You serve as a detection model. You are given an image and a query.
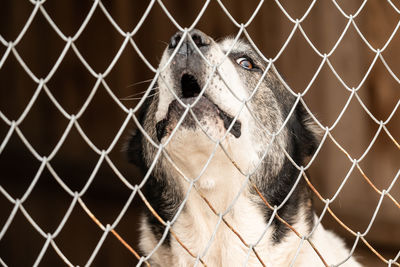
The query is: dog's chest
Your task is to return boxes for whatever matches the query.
[169,189,274,266]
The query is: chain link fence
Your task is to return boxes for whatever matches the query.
[0,0,399,266]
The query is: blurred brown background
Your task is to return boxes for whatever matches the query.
[0,0,399,266]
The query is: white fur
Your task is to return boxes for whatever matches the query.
[142,142,362,266]
[140,36,362,267]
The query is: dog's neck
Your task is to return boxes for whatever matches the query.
[156,138,317,266]
[163,127,257,212]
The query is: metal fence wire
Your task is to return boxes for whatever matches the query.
[0,0,399,266]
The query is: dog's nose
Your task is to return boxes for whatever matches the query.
[169,29,211,53]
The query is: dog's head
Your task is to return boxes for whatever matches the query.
[128,29,320,190]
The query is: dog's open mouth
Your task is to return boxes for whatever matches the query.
[156,74,241,142]
[181,74,201,98]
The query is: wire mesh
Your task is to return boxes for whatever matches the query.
[0,0,399,266]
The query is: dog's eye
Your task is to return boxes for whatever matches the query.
[236,57,254,70]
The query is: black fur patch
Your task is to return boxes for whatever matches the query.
[156,119,168,142]
[255,101,318,244]
[142,173,182,247]
[219,109,242,138]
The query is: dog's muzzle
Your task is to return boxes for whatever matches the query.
[155,29,241,142]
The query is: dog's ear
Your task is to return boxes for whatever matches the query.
[126,128,145,167]
[292,102,322,162]
[125,86,157,169]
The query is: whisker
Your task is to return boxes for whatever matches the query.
[120,90,159,101]
[158,40,169,46]
[123,86,159,98]
[124,91,147,98]
[126,78,155,88]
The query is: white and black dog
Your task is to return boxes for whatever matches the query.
[128,29,362,267]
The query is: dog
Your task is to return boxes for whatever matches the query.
[127,29,362,267]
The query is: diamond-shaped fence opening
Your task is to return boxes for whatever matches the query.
[0,1,399,266]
